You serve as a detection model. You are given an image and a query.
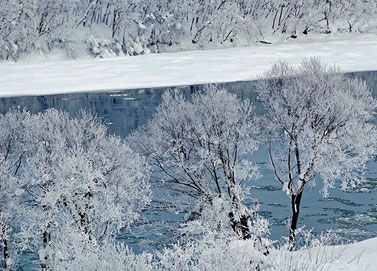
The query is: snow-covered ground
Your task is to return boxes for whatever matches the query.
[1,36,377,97]
[295,237,377,270]
[337,237,377,270]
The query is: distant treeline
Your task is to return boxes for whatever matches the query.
[1,0,376,60]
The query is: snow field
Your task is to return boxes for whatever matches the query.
[1,36,377,97]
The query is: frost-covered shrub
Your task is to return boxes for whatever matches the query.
[47,223,154,271]
[157,234,270,271]
[154,228,350,271]
[122,36,155,56]
[85,35,124,58]
[157,228,344,271]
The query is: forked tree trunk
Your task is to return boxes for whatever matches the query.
[288,190,304,251]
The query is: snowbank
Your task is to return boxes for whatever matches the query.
[265,237,377,270]
[301,237,377,270]
[334,237,377,270]
[1,36,377,97]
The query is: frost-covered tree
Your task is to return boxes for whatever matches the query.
[0,0,39,60]
[256,58,377,249]
[129,85,267,244]
[6,109,151,269]
[0,109,32,268]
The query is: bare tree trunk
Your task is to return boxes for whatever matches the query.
[347,20,352,32]
[272,9,279,29]
[325,15,330,34]
[112,9,118,38]
[278,4,285,26]
[41,204,51,271]
[40,228,50,271]
[1,224,8,267]
[288,190,303,250]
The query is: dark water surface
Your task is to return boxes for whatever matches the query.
[2,71,377,257]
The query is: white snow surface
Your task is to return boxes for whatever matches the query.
[338,237,377,270]
[307,237,377,270]
[1,36,377,97]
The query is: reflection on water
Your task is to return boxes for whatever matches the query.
[1,72,377,251]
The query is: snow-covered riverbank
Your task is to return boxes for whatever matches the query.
[1,36,377,97]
